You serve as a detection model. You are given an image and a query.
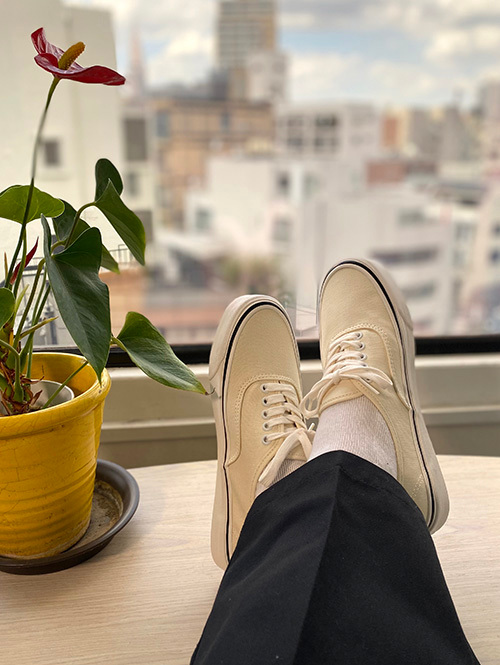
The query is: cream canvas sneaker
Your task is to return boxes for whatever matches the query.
[209,295,314,569]
[302,259,449,534]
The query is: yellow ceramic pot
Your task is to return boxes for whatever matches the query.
[0,353,111,559]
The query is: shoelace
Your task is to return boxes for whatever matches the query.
[258,382,315,489]
[300,331,393,419]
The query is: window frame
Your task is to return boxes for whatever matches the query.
[43,334,500,369]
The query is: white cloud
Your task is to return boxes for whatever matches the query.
[290,53,361,101]
[66,0,216,87]
[427,25,500,61]
[166,30,212,57]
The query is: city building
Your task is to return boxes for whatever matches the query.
[180,151,454,336]
[216,0,277,99]
[151,94,274,228]
[246,50,288,104]
[276,103,381,159]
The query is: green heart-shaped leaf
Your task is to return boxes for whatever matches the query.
[116,312,206,394]
[42,215,111,378]
[95,158,123,200]
[0,288,15,328]
[95,181,146,265]
[0,185,64,223]
[53,201,119,273]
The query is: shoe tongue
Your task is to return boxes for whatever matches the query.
[318,378,363,415]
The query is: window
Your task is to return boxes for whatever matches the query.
[195,207,212,232]
[316,115,338,129]
[220,112,230,131]
[3,0,500,360]
[399,209,425,226]
[125,172,140,197]
[124,118,148,161]
[41,139,61,166]
[156,111,170,138]
[402,283,436,300]
[372,249,438,265]
[135,210,154,243]
[490,249,500,265]
[273,217,291,242]
[277,172,289,196]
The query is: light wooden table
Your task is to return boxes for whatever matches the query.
[1,456,498,665]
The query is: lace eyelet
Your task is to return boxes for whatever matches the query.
[365,378,371,383]
[356,331,363,339]
[261,384,267,392]
[262,410,268,418]
[262,422,270,430]
[262,435,270,445]
[262,397,268,405]
[360,353,367,360]
[358,342,365,350]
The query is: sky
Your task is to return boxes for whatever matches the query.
[66,0,500,108]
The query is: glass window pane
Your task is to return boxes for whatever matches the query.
[2,0,500,353]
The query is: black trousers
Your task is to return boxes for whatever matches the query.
[191,451,480,664]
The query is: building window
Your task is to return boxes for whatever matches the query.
[402,283,436,299]
[195,208,212,233]
[124,118,148,162]
[304,173,319,198]
[156,111,170,138]
[41,139,61,166]
[135,209,154,243]
[372,248,438,265]
[490,249,500,264]
[273,217,291,243]
[316,115,338,129]
[399,209,425,226]
[125,172,140,197]
[277,172,289,196]
[220,112,231,131]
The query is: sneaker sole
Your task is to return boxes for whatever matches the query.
[319,259,449,534]
[209,295,299,568]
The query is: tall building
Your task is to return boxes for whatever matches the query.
[216,0,277,99]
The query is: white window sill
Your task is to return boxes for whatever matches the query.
[99,354,500,467]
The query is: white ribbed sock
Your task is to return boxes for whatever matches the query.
[309,396,398,478]
[255,459,304,497]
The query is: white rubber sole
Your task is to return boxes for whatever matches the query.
[208,295,297,569]
[319,259,450,533]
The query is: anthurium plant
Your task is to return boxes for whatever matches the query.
[0,28,206,416]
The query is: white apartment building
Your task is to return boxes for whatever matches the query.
[276,103,381,159]
[182,152,454,335]
[296,180,454,335]
[0,0,125,261]
[459,183,500,332]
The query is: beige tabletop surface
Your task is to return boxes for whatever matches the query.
[1,456,498,665]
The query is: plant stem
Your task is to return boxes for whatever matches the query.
[13,259,45,348]
[0,339,22,400]
[40,360,88,410]
[26,282,51,378]
[7,77,60,287]
[66,202,95,246]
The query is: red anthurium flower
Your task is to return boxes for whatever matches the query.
[31,28,125,86]
[10,238,39,284]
